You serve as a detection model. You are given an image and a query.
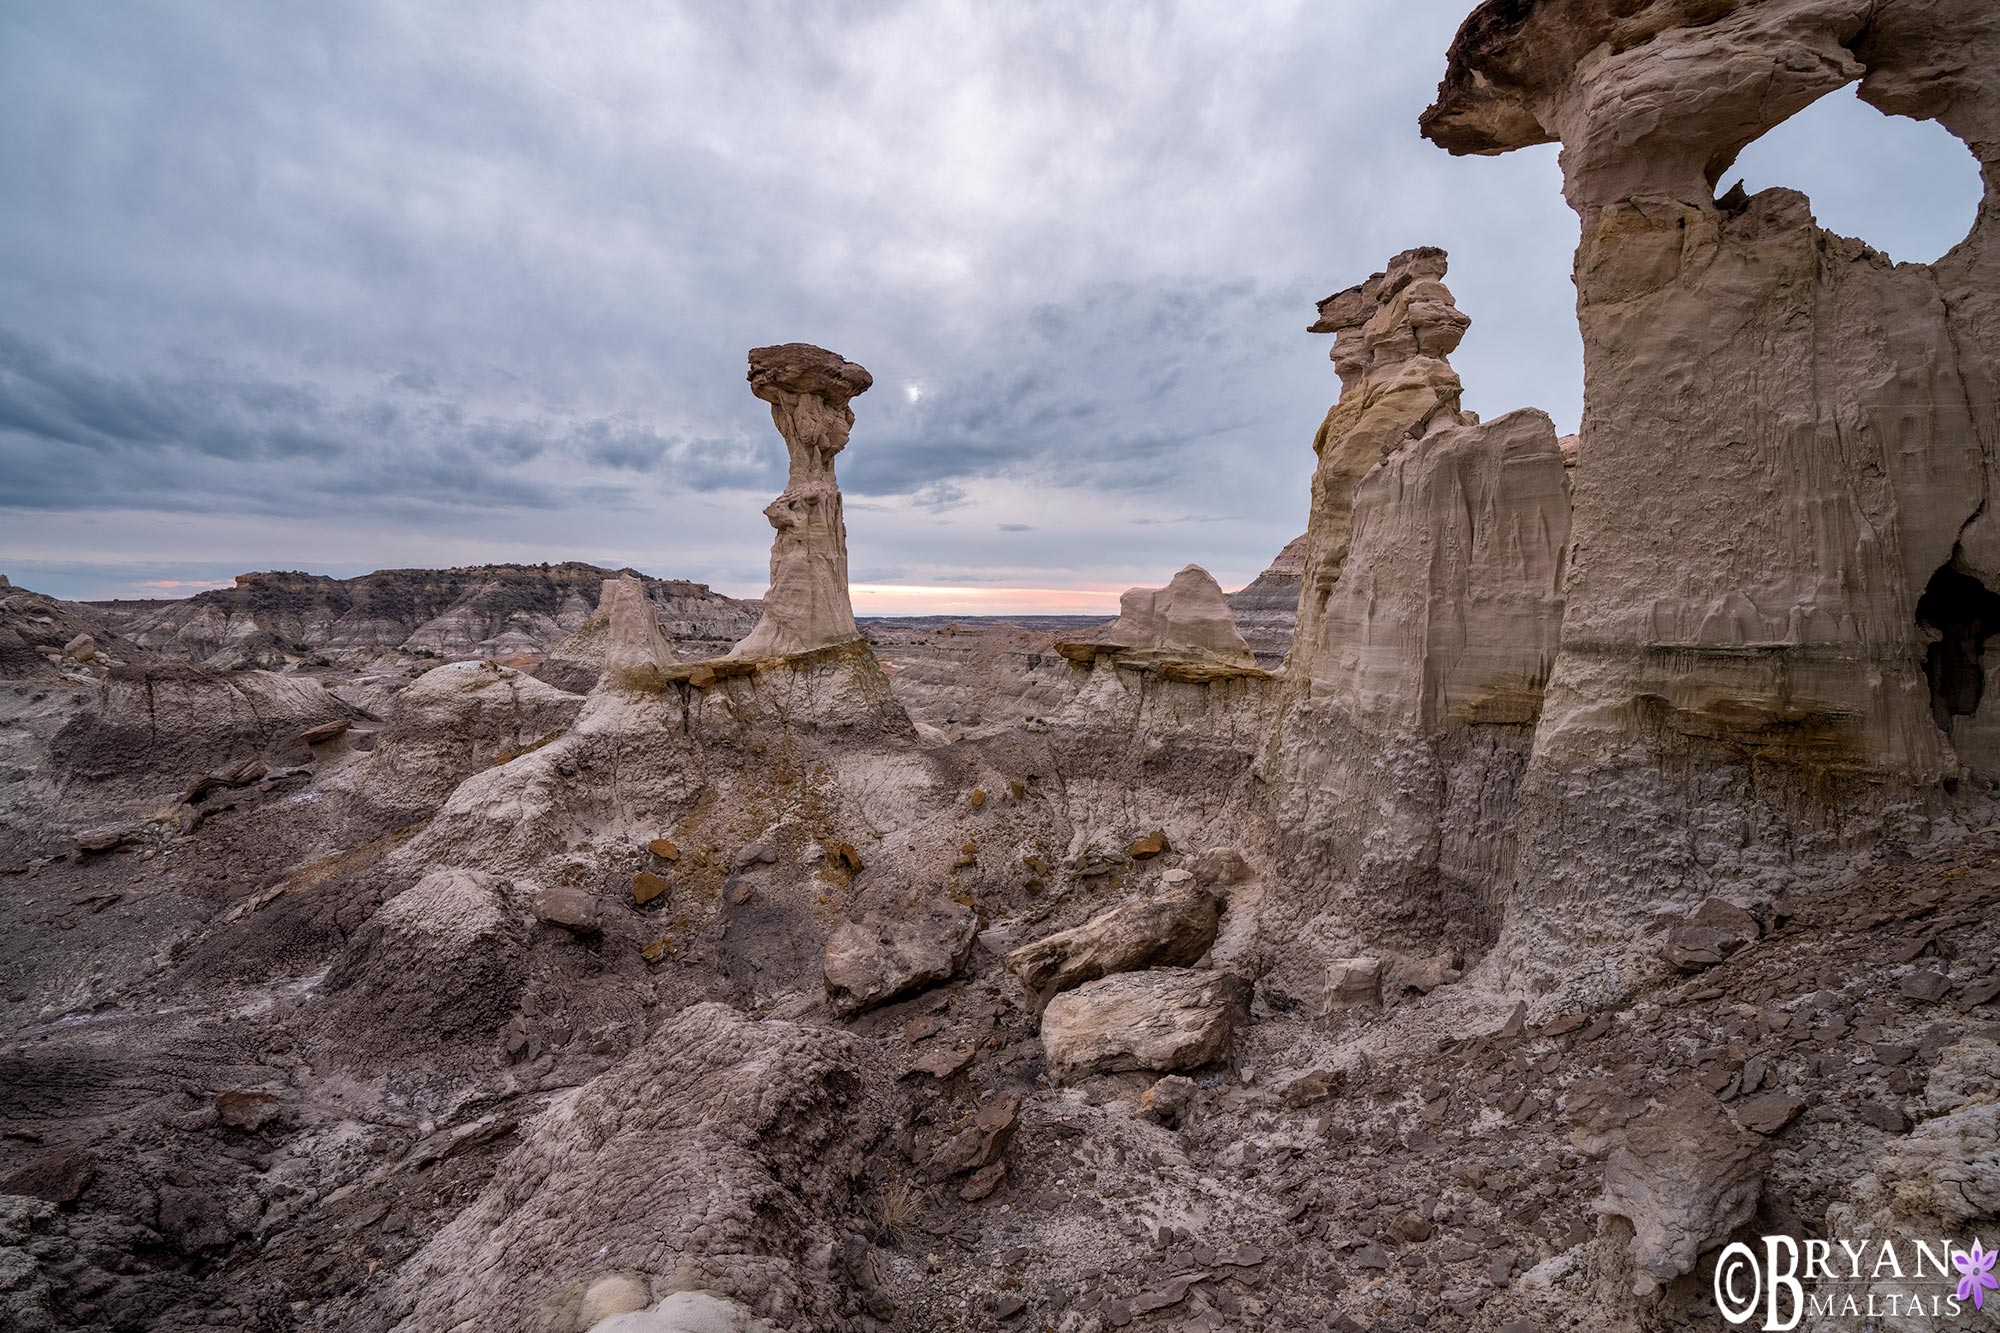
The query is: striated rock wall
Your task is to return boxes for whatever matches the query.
[1224,533,1307,662]
[1422,0,2000,979]
[1265,249,1572,985]
[87,563,758,670]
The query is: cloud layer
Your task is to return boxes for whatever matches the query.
[0,2,1980,604]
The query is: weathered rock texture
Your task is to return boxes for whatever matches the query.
[1039,968,1245,1081]
[384,1003,885,1330]
[1422,0,2000,978]
[1090,565,1258,670]
[87,563,756,671]
[1267,248,1571,980]
[822,897,977,1017]
[1224,534,1308,662]
[1003,885,1222,1009]
[730,345,873,659]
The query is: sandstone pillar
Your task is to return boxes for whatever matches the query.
[729,343,872,659]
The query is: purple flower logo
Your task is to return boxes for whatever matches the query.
[1957,1240,1998,1311]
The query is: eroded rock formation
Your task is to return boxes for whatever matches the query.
[729,344,873,660]
[1224,533,1308,661]
[1088,565,1258,671]
[1266,247,1572,985]
[1422,0,2000,977]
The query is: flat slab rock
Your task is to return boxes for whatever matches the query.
[1003,884,1221,1008]
[1040,967,1246,1082]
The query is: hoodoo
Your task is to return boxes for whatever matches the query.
[729,343,874,660]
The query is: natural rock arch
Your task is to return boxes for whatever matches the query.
[1727,82,1983,266]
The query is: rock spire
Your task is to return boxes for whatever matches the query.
[729,343,873,659]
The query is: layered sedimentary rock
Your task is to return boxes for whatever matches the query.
[1224,534,1307,661]
[729,344,873,659]
[1267,249,1571,983]
[1290,247,1473,669]
[88,564,757,670]
[1422,0,2000,976]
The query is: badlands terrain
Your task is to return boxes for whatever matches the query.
[4,1,2000,1331]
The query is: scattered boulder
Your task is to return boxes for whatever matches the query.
[214,1091,281,1132]
[1003,885,1221,1008]
[1588,1086,1762,1296]
[1040,968,1246,1082]
[1140,1075,1197,1127]
[632,872,670,907]
[1191,847,1250,886]
[0,1150,95,1205]
[929,1092,1022,1178]
[1388,952,1462,997]
[291,718,350,748]
[534,884,602,935]
[648,838,681,861]
[1735,1093,1806,1137]
[1899,970,1951,1003]
[823,898,977,1017]
[1125,830,1169,859]
[1325,957,1384,1010]
[1279,1068,1344,1109]
[1660,899,1761,972]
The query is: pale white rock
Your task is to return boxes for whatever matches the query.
[729,344,872,659]
[592,1291,776,1333]
[1324,957,1384,1010]
[1588,1086,1762,1297]
[823,898,977,1017]
[598,574,675,683]
[1096,565,1257,670]
[1263,248,1569,984]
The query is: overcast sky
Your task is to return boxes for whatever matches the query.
[1,2,1983,611]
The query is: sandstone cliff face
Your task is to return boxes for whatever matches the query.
[1267,249,1572,982]
[1422,0,2000,976]
[729,344,873,660]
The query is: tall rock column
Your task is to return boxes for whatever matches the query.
[729,343,873,660]
[1265,248,1571,989]
[1289,247,1471,680]
[1420,0,2000,977]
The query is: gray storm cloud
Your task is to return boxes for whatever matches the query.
[0,1,1980,604]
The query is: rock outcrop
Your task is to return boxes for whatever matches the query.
[87,563,757,671]
[729,344,873,660]
[1224,534,1308,662]
[1266,248,1571,982]
[1076,565,1259,672]
[383,1003,885,1330]
[1421,0,2000,978]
